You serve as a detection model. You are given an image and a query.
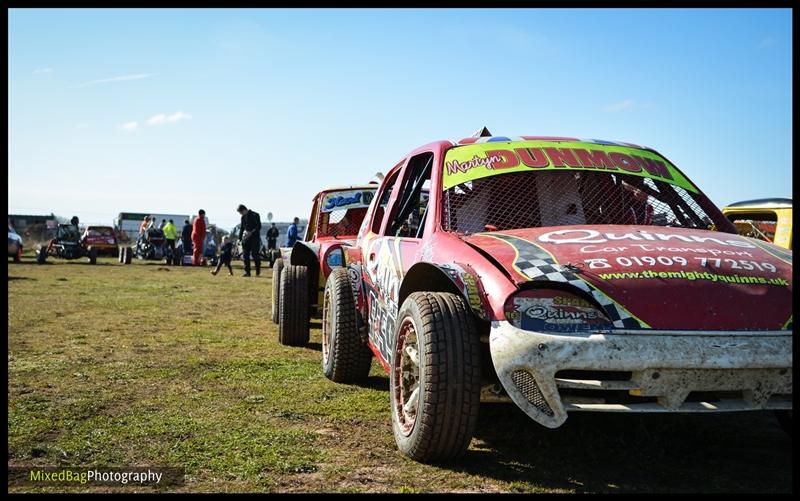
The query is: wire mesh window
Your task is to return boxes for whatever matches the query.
[442,170,731,234]
[317,207,369,238]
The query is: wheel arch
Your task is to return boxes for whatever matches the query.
[289,241,321,306]
[398,262,488,321]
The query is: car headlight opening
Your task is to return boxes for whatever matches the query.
[504,287,613,333]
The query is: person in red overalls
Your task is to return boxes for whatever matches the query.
[191,209,207,266]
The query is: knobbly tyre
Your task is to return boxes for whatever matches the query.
[320,131,793,462]
[272,185,378,346]
[36,223,99,265]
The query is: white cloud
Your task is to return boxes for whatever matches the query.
[603,99,635,112]
[33,67,54,75]
[75,123,90,130]
[77,73,157,88]
[121,121,139,131]
[146,111,191,126]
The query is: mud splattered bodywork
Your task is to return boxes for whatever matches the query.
[341,135,792,433]
[491,324,792,427]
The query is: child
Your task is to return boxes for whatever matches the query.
[211,236,234,276]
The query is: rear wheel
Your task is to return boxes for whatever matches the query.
[124,247,133,264]
[36,247,47,264]
[390,292,481,462]
[88,246,98,265]
[118,246,125,263]
[322,267,372,383]
[278,264,309,346]
[271,258,284,324]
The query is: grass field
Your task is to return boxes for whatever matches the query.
[7,254,793,493]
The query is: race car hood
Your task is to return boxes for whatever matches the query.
[462,225,792,331]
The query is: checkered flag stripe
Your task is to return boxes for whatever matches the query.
[491,234,643,329]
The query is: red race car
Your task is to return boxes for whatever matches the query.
[81,226,119,256]
[319,132,792,462]
[272,185,378,346]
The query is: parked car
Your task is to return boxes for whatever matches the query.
[81,225,119,256]
[316,133,792,462]
[36,223,98,265]
[272,185,378,343]
[722,198,792,249]
[8,223,23,262]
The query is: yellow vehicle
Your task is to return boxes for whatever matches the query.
[722,198,792,249]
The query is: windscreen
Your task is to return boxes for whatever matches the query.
[727,212,778,243]
[87,228,114,237]
[441,141,735,234]
[316,189,376,238]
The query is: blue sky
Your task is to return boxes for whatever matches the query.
[8,8,792,230]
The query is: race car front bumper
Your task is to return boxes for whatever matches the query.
[489,321,793,428]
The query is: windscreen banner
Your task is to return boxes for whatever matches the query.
[320,189,375,213]
[443,141,697,193]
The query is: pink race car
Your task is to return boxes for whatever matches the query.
[272,185,377,346]
[316,131,792,462]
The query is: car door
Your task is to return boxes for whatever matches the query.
[363,151,435,365]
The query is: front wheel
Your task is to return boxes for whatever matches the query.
[322,267,372,383]
[88,246,98,265]
[278,264,309,346]
[124,247,133,265]
[390,292,481,462]
[271,258,284,324]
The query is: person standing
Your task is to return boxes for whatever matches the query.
[237,204,262,277]
[148,216,157,231]
[137,215,151,247]
[139,215,150,237]
[159,219,167,231]
[287,217,300,247]
[266,223,279,251]
[191,209,207,266]
[181,219,192,249]
[163,219,177,262]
